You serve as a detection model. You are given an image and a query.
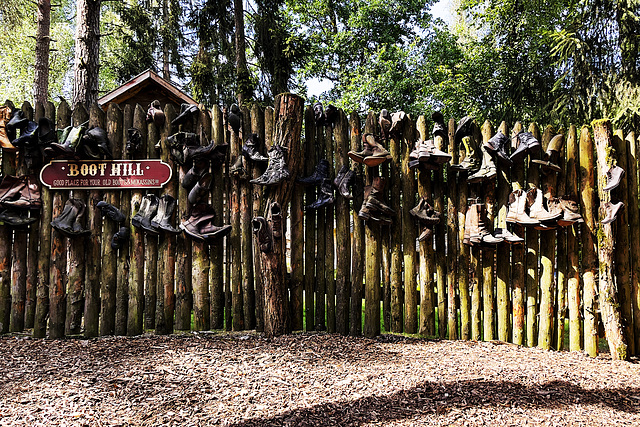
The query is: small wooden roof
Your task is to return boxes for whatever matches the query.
[98,69,197,110]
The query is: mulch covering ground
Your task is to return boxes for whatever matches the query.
[1,332,639,426]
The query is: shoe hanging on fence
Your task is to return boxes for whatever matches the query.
[182,158,210,190]
[0,106,17,152]
[547,195,584,227]
[467,144,496,183]
[131,194,160,234]
[6,109,28,136]
[242,133,268,163]
[432,111,447,141]
[389,111,406,139]
[126,128,142,156]
[188,173,213,205]
[96,201,125,223]
[150,194,181,234]
[526,186,563,223]
[409,197,441,225]
[324,104,338,128]
[250,145,290,186]
[252,216,272,252]
[80,126,113,160]
[603,165,625,192]
[228,104,242,135]
[483,129,512,166]
[181,203,231,243]
[313,102,325,127]
[333,164,356,199]
[298,159,329,186]
[379,109,392,140]
[12,120,38,148]
[268,202,283,239]
[0,175,41,210]
[171,103,198,126]
[111,226,130,250]
[44,125,85,159]
[306,179,335,210]
[0,208,38,228]
[450,135,481,172]
[230,155,248,178]
[51,198,91,237]
[531,133,564,173]
[601,201,625,224]
[505,189,539,226]
[454,115,474,147]
[509,131,541,163]
[493,227,524,244]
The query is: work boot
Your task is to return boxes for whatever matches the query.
[493,228,524,244]
[409,197,440,225]
[484,130,512,166]
[111,226,130,250]
[379,109,392,140]
[242,133,268,163]
[51,198,91,237]
[230,155,247,178]
[252,216,272,252]
[548,195,584,226]
[506,189,539,226]
[306,179,335,210]
[526,187,562,223]
[171,103,198,126]
[250,145,290,186]
[228,104,242,135]
[361,134,391,167]
[12,120,38,148]
[96,200,125,223]
[451,135,481,172]
[510,131,541,163]
[150,194,181,234]
[603,165,625,191]
[0,106,16,152]
[333,165,356,199]
[602,201,625,224]
[313,102,325,126]
[126,128,142,156]
[182,158,210,190]
[268,202,283,239]
[132,194,160,234]
[298,159,329,186]
[188,173,212,205]
[37,117,56,147]
[432,111,447,141]
[80,126,112,159]
[348,137,374,164]
[454,115,474,146]
[324,104,338,128]
[467,145,496,183]
[146,100,166,127]
[532,134,563,173]
[468,203,502,245]
[44,125,84,159]
[0,175,41,210]
[389,111,407,139]
[359,177,393,219]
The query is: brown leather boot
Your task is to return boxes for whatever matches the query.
[469,203,502,245]
[0,106,16,152]
[506,189,539,226]
[527,187,562,223]
[548,195,584,226]
[362,134,391,167]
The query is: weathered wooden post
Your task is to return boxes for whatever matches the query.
[349,112,364,336]
[230,105,244,330]
[627,130,640,355]
[403,116,418,335]
[526,123,541,347]
[470,122,482,341]
[258,93,304,337]
[241,105,255,330]
[566,125,582,352]
[315,116,326,331]
[593,119,627,360]
[303,106,316,332]
[446,117,458,340]
[456,118,471,340]
[389,114,403,333]
[510,122,526,345]
[210,106,225,329]
[324,120,336,333]
[434,121,447,338]
[115,104,131,336]
[495,121,511,342]
[480,120,495,341]
[555,129,567,351]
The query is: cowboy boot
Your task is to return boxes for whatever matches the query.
[451,136,481,172]
[0,175,26,205]
[334,165,356,199]
[389,111,406,139]
[188,173,213,205]
[182,158,210,190]
[230,155,247,178]
[180,204,215,239]
[228,104,242,135]
[418,226,434,242]
[111,226,130,250]
[0,208,38,227]
[151,194,180,234]
[484,130,512,166]
[268,202,283,239]
[510,131,541,163]
[306,179,335,210]
[379,109,392,140]
[242,133,268,163]
[348,137,374,164]
[493,227,524,244]
[44,125,84,158]
[80,126,112,159]
[96,201,125,223]
[298,159,330,186]
[250,145,290,186]
[6,109,28,135]
[505,189,539,226]
[363,177,394,216]
[37,117,56,147]
[463,204,477,245]
[0,106,16,152]
[51,199,90,237]
[132,194,159,233]
[532,134,563,173]
[603,165,625,191]
[171,103,198,126]
[422,138,451,165]
[602,201,625,224]
[362,134,392,167]
[472,203,503,245]
[1,175,41,210]
[252,216,272,252]
[468,145,496,183]
[527,187,562,223]
[454,115,474,146]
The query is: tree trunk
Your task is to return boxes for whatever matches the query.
[73,0,101,109]
[34,0,51,105]
[627,130,640,355]
[495,121,510,342]
[234,0,251,104]
[566,125,582,352]
[510,122,526,345]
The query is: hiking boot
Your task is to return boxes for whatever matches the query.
[333,165,356,199]
[494,227,524,244]
[0,106,16,152]
[360,176,393,218]
[602,201,624,224]
[171,103,198,126]
[510,131,541,163]
[0,175,41,210]
[454,115,474,146]
[230,155,247,178]
[51,198,91,237]
[603,165,625,192]
[313,102,325,126]
[467,145,496,183]
[532,133,563,173]
[409,197,440,224]
[306,179,335,210]
[146,100,166,127]
[188,173,212,205]
[126,128,142,156]
[451,135,481,172]
[250,145,290,186]
[324,105,338,128]
[132,194,160,234]
[298,159,329,186]
[96,201,125,223]
[150,194,181,234]
[484,130,512,166]
[182,158,210,190]
[506,189,539,226]
[432,111,447,141]
[252,216,272,252]
[379,109,392,140]
[111,226,130,250]
[242,133,268,163]
[228,104,242,135]
[268,202,282,239]
[526,187,562,223]
[361,134,391,167]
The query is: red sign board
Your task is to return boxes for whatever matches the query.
[40,160,172,190]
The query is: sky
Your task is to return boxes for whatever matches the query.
[306,0,454,97]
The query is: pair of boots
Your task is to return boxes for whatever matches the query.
[463,202,523,246]
[51,199,90,237]
[298,159,334,209]
[348,134,391,167]
[180,203,232,243]
[250,145,290,186]
[358,177,395,224]
[506,187,577,229]
[379,110,406,141]
[410,197,441,242]
[132,194,181,235]
[252,202,282,253]
[96,201,129,249]
[408,138,451,169]
[312,102,338,128]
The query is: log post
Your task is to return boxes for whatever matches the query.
[416,116,433,336]
[495,121,511,342]
[315,118,326,331]
[119,104,134,335]
[593,119,628,360]
[389,115,403,333]
[113,103,129,336]
[554,130,567,351]
[349,112,364,336]
[230,106,244,330]
[627,130,640,355]
[303,106,316,331]
[145,113,161,333]
[325,119,336,333]
[481,120,495,341]
[210,106,225,329]
[334,109,351,334]
[510,122,526,345]
[446,117,458,340]
[470,122,482,341]
[526,123,541,347]
[566,125,582,352]
[224,107,232,331]
[241,105,255,330]
[434,121,447,338]
[456,118,471,340]
[258,93,304,337]
[364,111,380,337]
[402,116,418,335]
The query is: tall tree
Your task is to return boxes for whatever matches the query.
[73,0,101,108]
[34,0,52,104]
[234,0,253,104]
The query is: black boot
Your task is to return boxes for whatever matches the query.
[306,179,335,210]
[150,194,181,234]
[242,133,268,163]
[182,158,210,190]
[132,194,159,234]
[268,202,282,239]
[37,117,56,147]
[188,173,212,205]
[79,126,112,159]
[51,199,91,237]
[228,104,242,135]
[126,128,142,156]
[111,226,130,250]
[250,145,290,186]
[484,130,512,166]
[333,164,355,199]
[96,200,125,223]
[298,159,329,186]
[12,120,38,148]
[171,103,198,126]
[509,131,541,163]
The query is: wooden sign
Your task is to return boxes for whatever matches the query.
[39,160,172,190]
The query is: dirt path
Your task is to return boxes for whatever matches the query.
[1,333,639,426]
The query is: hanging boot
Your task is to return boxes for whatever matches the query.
[111,226,130,250]
[80,126,112,159]
[188,173,213,205]
[532,133,564,173]
[12,120,38,148]
[469,203,503,245]
[0,106,16,152]
[182,158,210,190]
[242,133,268,163]
[132,194,159,233]
[361,134,391,167]
[6,109,28,135]
[306,179,335,210]
[96,200,125,223]
[432,111,447,141]
[313,102,325,126]
[509,131,541,163]
[467,145,496,183]
[324,105,338,128]
[250,145,290,186]
[0,208,38,227]
[252,216,272,252]
[454,115,474,146]
[168,132,200,165]
[409,197,440,224]
[506,189,539,226]
[298,159,329,186]
[389,111,407,139]
[417,226,434,242]
[558,196,584,226]
[268,202,283,239]
[379,109,392,140]
[146,100,166,127]
[463,204,478,245]
[0,175,41,210]
[451,136,481,172]
[333,165,356,199]
[228,104,242,135]
[493,228,524,244]
[230,155,247,178]
[526,187,562,223]
[37,117,56,147]
[603,165,625,191]
[0,175,26,205]
[171,103,198,126]
[150,194,180,234]
[602,201,625,224]
[181,204,231,242]
[126,128,142,156]
[484,130,512,166]
[51,198,91,237]
[358,177,393,221]
[44,125,84,159]
[348,136,374,164]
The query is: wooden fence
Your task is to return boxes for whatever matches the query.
[0,99,637,359]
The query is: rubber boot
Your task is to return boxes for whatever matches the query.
[467,145,496,183]
[506,189,539,226]
[532,133,563,173]
[150,194,181,234]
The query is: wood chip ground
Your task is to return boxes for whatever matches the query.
[1,333,639,426]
